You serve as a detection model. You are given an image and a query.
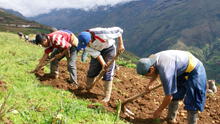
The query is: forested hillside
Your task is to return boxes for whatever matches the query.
[29,0,220,81]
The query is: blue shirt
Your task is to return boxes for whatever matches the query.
[154,50,198,95]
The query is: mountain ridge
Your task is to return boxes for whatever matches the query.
[0,8,52,34]
[4,0,220,81]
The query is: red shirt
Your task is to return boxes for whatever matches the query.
[45,30,72,54]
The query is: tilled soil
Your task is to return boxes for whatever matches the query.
[35,60,220,124]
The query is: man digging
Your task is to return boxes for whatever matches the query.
[77,27,125,102]
[31,29,79,87]
[136,50,207,124]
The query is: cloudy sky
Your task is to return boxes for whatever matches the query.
[0,0,137,17]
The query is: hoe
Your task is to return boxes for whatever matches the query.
[86,51,121,91]
[31,50,69,73]
[119,83,162,119]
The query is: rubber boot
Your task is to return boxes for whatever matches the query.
[86,77,95,90]
[187,110,198,124]
[102,81,113,102]
[167,100,179,124]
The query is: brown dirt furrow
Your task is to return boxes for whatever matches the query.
[35,60,220,124]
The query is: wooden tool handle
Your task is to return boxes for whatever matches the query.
[122,84,162,105]
[37,50,67,71]
[87,51,121,91]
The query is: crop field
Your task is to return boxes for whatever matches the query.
[0,32,220,124]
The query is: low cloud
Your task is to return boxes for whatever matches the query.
[0,0,137,17]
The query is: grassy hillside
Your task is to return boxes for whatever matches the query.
[0,32,128,124]
[0,9,51,34]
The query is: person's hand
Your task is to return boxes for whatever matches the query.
[153,109,162,119]
[146,83,152,92]
[55,53,64,59]
[102,63,108,71]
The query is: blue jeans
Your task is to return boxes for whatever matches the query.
[172,61,207,111]
[50,47,77,84]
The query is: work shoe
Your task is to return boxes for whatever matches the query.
[187,111,198,124]
[102,80,113,102]
[167,100,179,124]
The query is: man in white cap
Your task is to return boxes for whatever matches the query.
[136,50,207,124]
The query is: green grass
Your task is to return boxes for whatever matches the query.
[0,32,128,124]
[117,58,136,68]
[0,10,52,34]
[116,51,139,68]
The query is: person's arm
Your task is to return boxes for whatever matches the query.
[81,49,88,62]
[146,72,158,91]
[97,55,107,70]
[84,47,107,69]
[57,49,69,59]
[31,53,49,73]
[153,95,173,118]
[117,36,125,54]
[85,47,101,58]
[146,77,156,90]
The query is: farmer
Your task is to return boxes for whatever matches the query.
[31,30,79,86]
[136,50,207,124]
[77,27,125,102]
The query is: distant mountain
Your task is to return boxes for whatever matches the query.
[0,8,52,34]
[1,8,25,18]
[29,0,220,81]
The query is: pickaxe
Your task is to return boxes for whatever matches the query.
[121,84,162,119]
[86,51,121,91]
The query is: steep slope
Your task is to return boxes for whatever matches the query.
[0,9,52,34]
[35,59,220,124]
[29,0,220,81]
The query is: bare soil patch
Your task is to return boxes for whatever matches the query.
[35,60,220,124]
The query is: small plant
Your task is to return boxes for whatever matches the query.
[0,92,14,121]
[152,118,161,124]
[114,100,122,123]
[117,59,136,68]
[52,102,65,124]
